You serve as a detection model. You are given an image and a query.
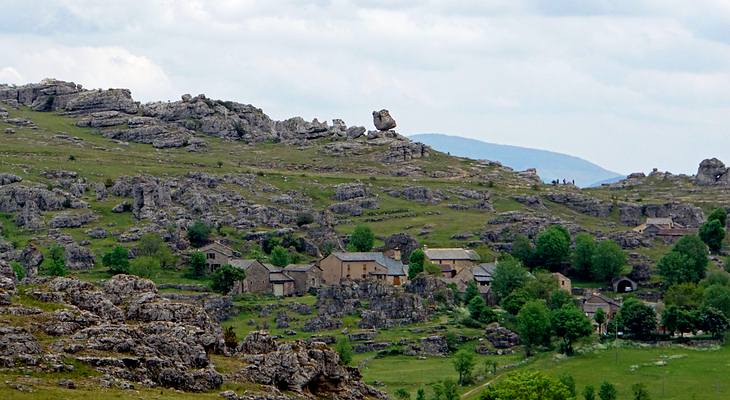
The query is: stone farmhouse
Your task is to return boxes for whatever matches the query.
[284,263,323,295]
[445,262,497,303]
[319,252,408,286]
[198,241,241,273]
[423,247,481,278]
[228,259,295,297]
[633,217,693,240]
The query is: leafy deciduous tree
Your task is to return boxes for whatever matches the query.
[572,233,596,279]
[102,246,130,275]
[492,259,528,301]
[551,305,593,355]
[188,251,207,278]
[187,220,212,247]
[270,245,290,267]
[534,226,571,271]
[453,349,475,385]
[616,298,656,339]
[591,240,625,284]
[408,248,426,279]
[516,300,551,356]
[46,244,67,277]
[348,224,374,252]
[699,219,725,253]
[211,264,246,294]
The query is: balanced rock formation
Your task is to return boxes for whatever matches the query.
[372,109,396,131]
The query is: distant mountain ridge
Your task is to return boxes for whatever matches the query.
[410,133,624,187]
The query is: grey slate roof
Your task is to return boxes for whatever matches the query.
[472,263,497,282]
[425,248,480,261]
[284,264,318,272]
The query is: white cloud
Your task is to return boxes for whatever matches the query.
[2,0,730,174]
[0,40,173,100]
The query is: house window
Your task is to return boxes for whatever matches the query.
[207,253,215,259]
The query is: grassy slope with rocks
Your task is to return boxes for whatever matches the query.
[3,105,730,399]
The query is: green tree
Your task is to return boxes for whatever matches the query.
[534,226,571,271]
[453,349,475,385]
[616,298,656,339]
[479,371,571,400]
[129,256,159,278]
[138,233,164,257]
[672,235,709,281]
[511,234,535,268]
[188,251,207,278]
[572,233,596,279]
[211,264,246,294]
[348,224,374,252]
[187,220,211,247]
[583,385,595,400]
[10,261,25,281]
[661,305,696,337]
[516,300,551,356]
[664,283,704,309]
[702,284,730,318]
[591,240,625,284]
[594,307,606,335]
[468,295,496,323]
[657,251,695,286]
[549,289,575,311]
[102,246,129,275]
[632,383,650,400]
[464,280,480,305]
[598,381,617,400]
[408,248,426,279]
[46,244,67,277]
[551,305,593,355]
[432,379,459,400]
[708,208,727,226]
[500,289,530,315]
[336,336,353,365]
[698,306,729,338]
[270,245,290,267]
[492,258,528,301]
[524,271,559,301]
[699,219,725,253]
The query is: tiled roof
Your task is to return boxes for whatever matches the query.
[284,264,318,272]
[332,252,406,276]
[473,263,497,280]
[229,259,258,269]
[269,272,294,282]
[425,248,481,261]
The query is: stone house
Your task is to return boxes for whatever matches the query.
[581,292,621,322]
[229,259,295,297]
[633,217,693,240]
[445,262,497,303]
[284,263,323,295]
[319,252,407,286]
[198,241,240,273]
[553,272,572,293]
[423,247,481,278]
[266,264,296,297]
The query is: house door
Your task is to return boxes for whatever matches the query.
[393,276,401,286]
[273,284,284,297]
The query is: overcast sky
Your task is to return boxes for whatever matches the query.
[2,0,730,175]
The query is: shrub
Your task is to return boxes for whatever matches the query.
[211,264,246,294]
[348,224,374,252]
[188,251,207,279]
[45,245,67,277]
[269,245,290,267]
[296,212,315,227]
[10,261,24,281]
[102,246,130,275]
[223,326,238,349]
[336,336,353,365]
[129,256,159,278]
[408,249,426,279]
[187,220,212,247]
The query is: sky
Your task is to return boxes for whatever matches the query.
[2,0,730,175]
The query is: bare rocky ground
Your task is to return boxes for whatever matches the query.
[0,263,386,399]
